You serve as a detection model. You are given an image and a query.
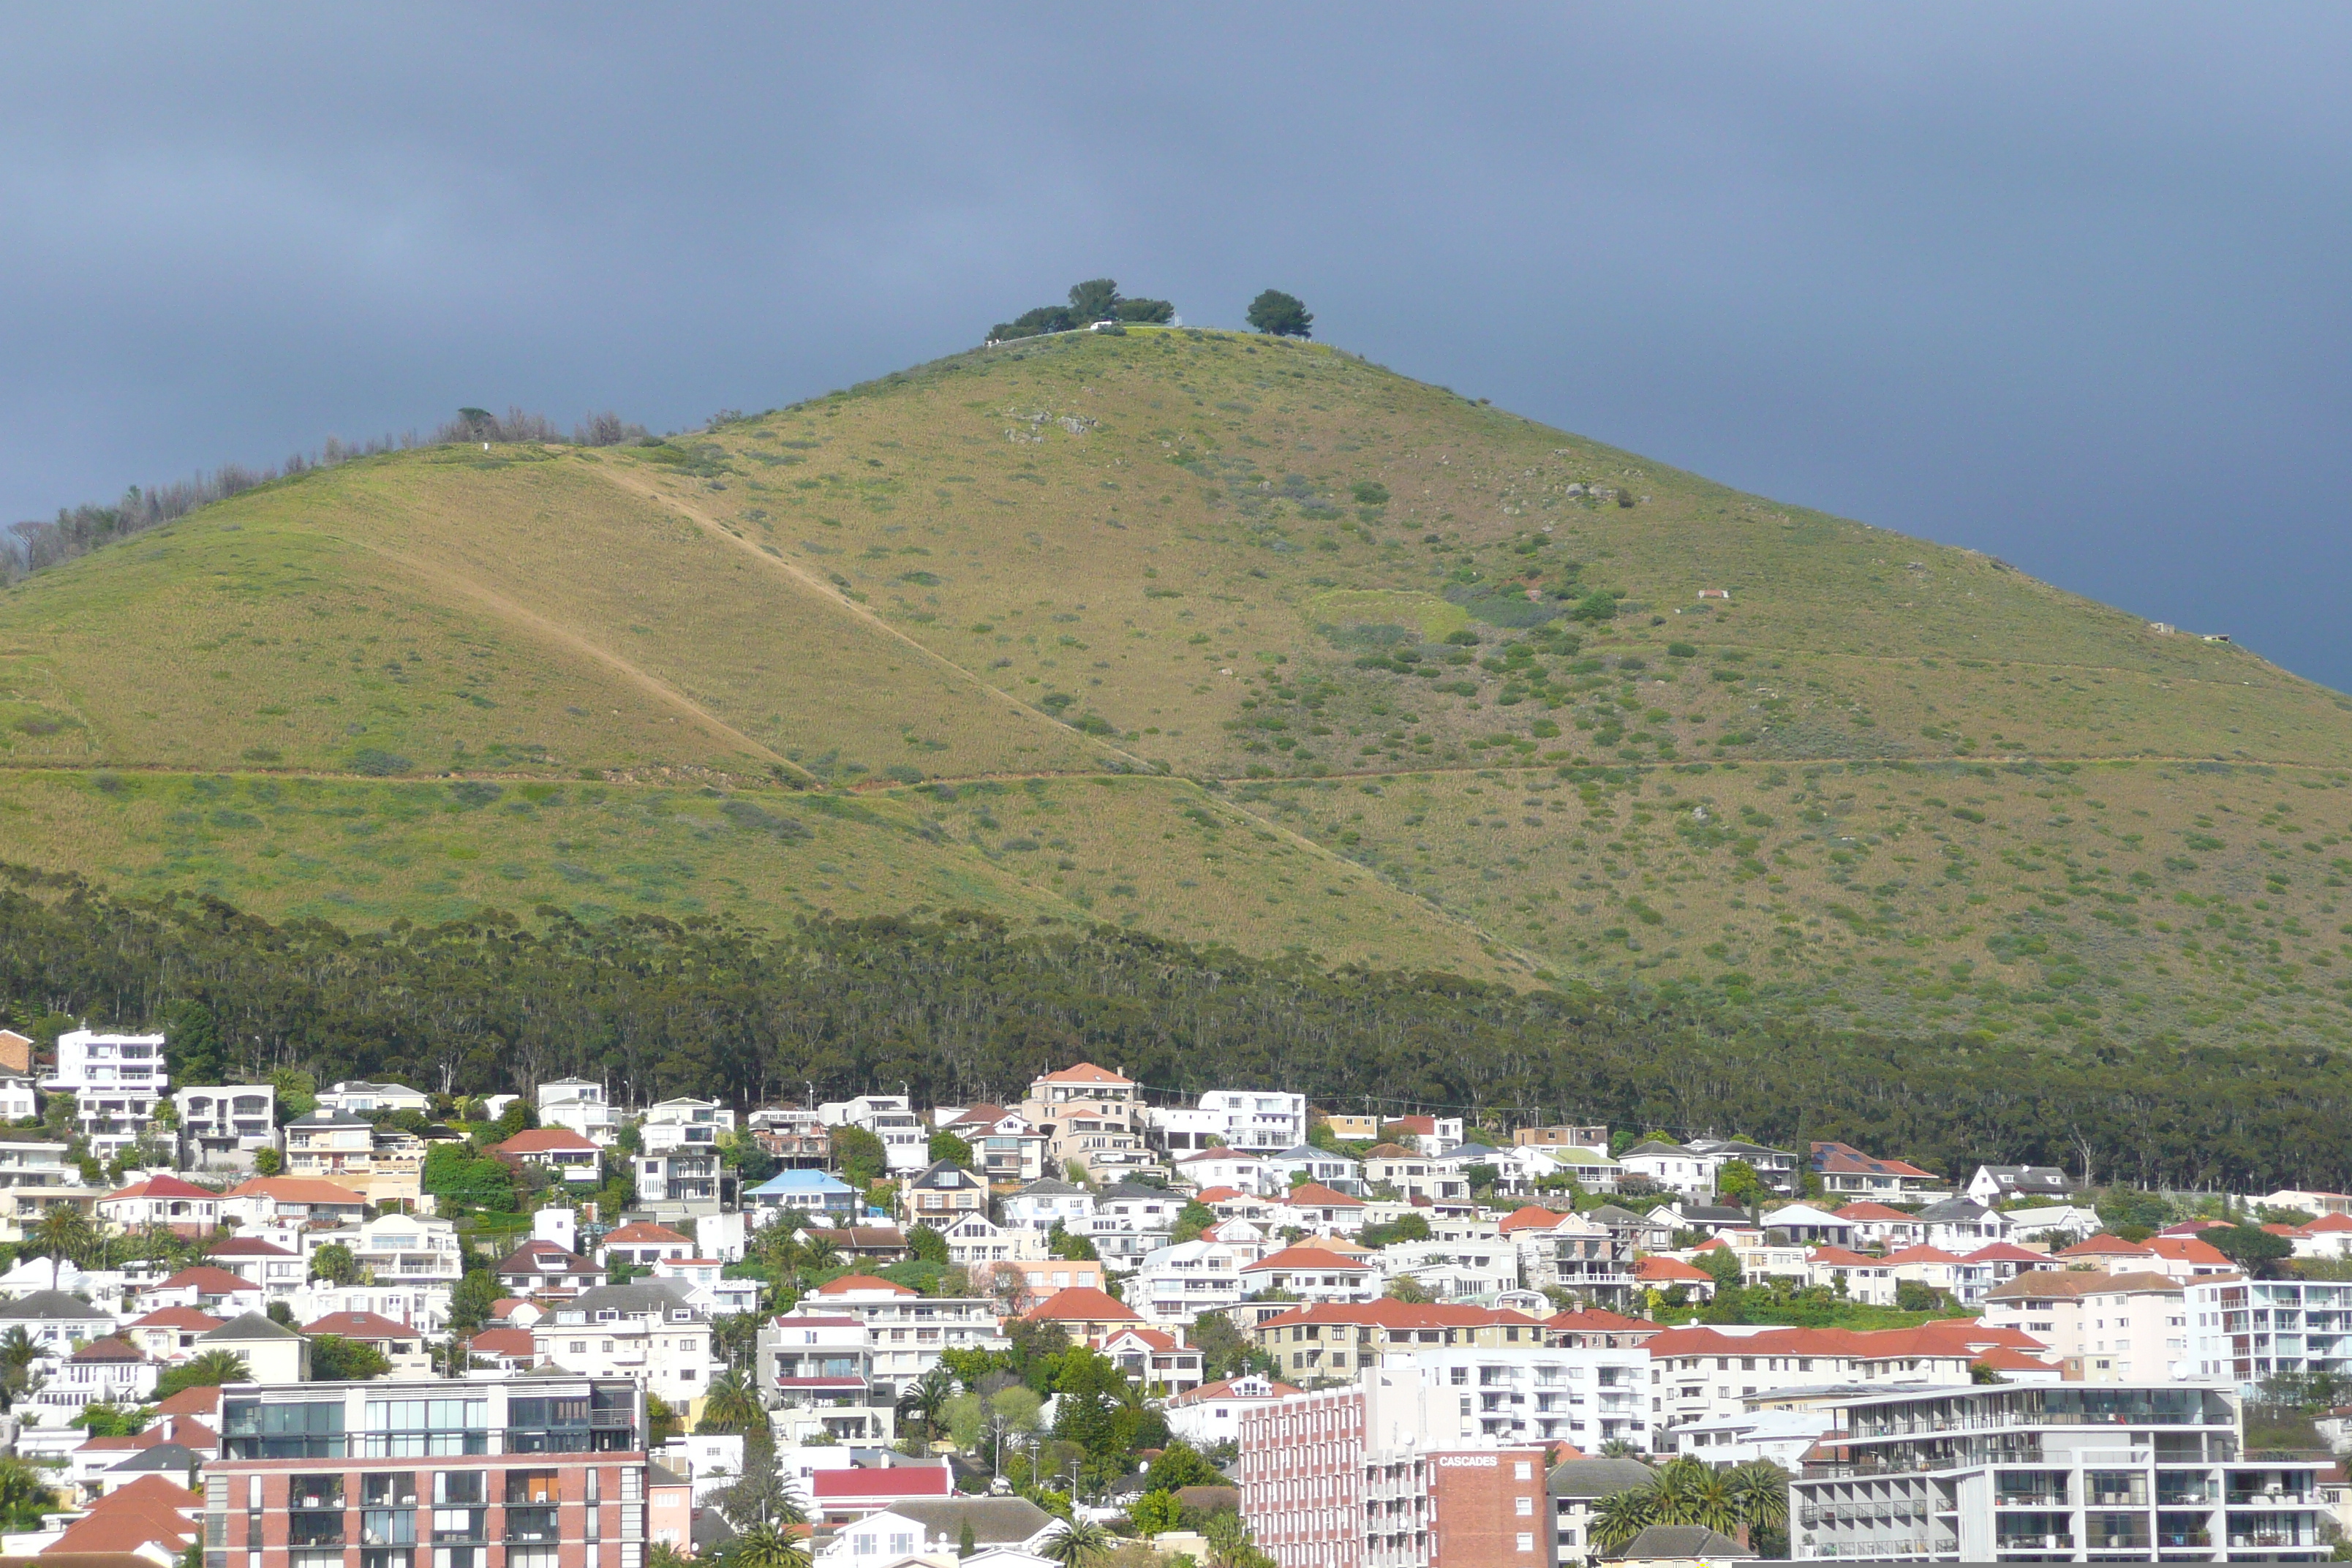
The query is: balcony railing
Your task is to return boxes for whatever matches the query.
[504,1507,559,1544]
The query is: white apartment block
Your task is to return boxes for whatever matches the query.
[1131,1240,1253,1324]
[533,1279,715,1408]
[1399,1343,1652,1452]
[1376,1240,1518,1304]
[46,1029,167,1158]
[1196,1090,1308,1153]
[2185,1276,2352,1394]
[803,1278,1006,1398]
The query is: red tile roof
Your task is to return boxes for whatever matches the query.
[1163,1376,1303,1406]
[1543,1308,1662,1333]
[102,1175,217,1202]
[1252,1301,1538,1333]
[1882,1245,1966,1265]
[151,1385,222,1417]
[220,1177,369,1205]
[467,1327,537,1358]
[1276,1183,1363,1208]
[146,1267,259,1296]
[1025,1287,1140,1323]
[1633,1256,1714,1283]
[126,1308,225,1332]
[492,1128,602,1155]
[1242,1245,1375,1275]
[2059,1233,2154,1258]
[1831,1202,1917,1221]
[1033,1062,1134,1087]
[2146,1236,2229,1265]
[206,1237,296,1258]
[1647,1319,2048,1361]
[1497,1205,1575,1233]
[1961,1243,2050,1263]
[603,1221,694,1245]
[304,1311,423,1341]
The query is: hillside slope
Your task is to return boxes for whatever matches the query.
[4,325,2351,1052]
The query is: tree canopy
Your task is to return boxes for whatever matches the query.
[1245,290,1313,338]
[990,280,1175,343]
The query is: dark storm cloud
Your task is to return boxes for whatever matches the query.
[4,5,2348,682]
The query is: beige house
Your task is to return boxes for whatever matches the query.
[281,1111,423,1205]
[200,1310,311,1383]
[532,1279,714,1409]
[1017,1062,1153,1180]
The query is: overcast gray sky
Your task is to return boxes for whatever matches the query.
[6,6,2348,685]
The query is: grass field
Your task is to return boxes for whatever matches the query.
[4,325,2350,1045]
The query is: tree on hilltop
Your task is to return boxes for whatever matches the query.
[1246,290,1312,338]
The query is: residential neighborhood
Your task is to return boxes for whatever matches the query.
[0,1035,2334,1565]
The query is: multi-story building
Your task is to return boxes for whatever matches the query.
[1017,1063,1151,1181]
[46,1028,168,1159]
[283,1111,384,1186]
[491,1130,604,1187]
[819,1095,930,1174]
[1396,1343,1650,1451]
[0,1139,102,1244]
[802,1276,1007,1399]
[207,1373,648,1568]
[1790,1382,2326,1562]
[1251,1303,1551,1383]
[2185,1276,2352,1392]
[1499,1210,1633,1307]
[1262,1145,1363,1196]
[630,1149,731,1219]
[1361,1147,1469,1205]
[1240,1365,1550,1568]
[1374,1240,1518,1305]
[638,1099,735,1156]
[1809,1142,1948,1202]
[755,1312,890,1445]
[1195,1091,1310,1154]
[538,1079,624,1146]
[175,1085,279,1170]
[304,1213,465,1288]
[1686,1137,1800,1195]
[745,1169,858,1222]
[533,1281,714,1410]
[1131,1240,1254,1324]
[1000,1178,1096,1240]
[1646,1321,2057,1447]
[1983,1271,2190,1383]
[898,1161,988,1225]
[745,1104,830,1169]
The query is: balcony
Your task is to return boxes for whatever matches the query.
[504,1507,560,1545]
[289,1515,347,1549]
[361,1512,417,1548]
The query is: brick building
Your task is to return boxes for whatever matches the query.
[204,1374,647,1568]
[1240,1366,1548,1568]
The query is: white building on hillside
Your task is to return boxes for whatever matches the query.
[45,1030,167,1159]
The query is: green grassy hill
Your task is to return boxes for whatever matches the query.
[6,325,2351,1052]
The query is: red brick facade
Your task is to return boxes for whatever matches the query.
[1240,1379,1546,1568]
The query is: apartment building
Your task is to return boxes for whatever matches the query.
[1131,1240,1253,1324]
[899,1161,987,1224]
[175,1085,278,1170]
[1195,1090,1309,1153]
[1499,1210,1633,1307]
[283,1112,423,1207]
[630,1148,731,1219]
[1392,1343,1650,1452]
[1239,1365,1549,1568]
[1983,1271,2190,1382]
[2185,1276,2352,1393]
[638,1099,735,1156]
[755,1313,890,1445]
[0,1139,103,1244]
[803,1276,1006,1399]
[1017,1063,1151,1180]
[745,1104,831,1170]
[820,1095,931,1175]
[47,1028,168,1159]
[206,1374,648,1568]
[1790,1383,2325,1562]
[533,1281,714,1409]
[1374,1240,1517,1305]
[317,1081,431,1117]
[1250,1303,1551,1382]
[1646,1321,2057,1447]
[304,1213,464,1288]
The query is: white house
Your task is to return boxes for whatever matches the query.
[1261,1145,1362,1195]
[1173,1149,1269,1196]
[1000,1179,1096,1238]
[534,1278,715,1406]
[537,1078,623,1145]
[1160,1372,1303,1446]
[1375,1238,1517,1303]
[1239,1244,1379,1305]
[1267,1182,1368,1237]
[1194,1090,1308,1153]
[1616,1140,1716,1199]
[1130,1240,1252,1324]
[316,1079,431,1116]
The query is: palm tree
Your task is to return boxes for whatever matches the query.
[33,1205,95,1267]
[799,1232,842,1273]
[1726,1460,1788,1532]
[0,1456,60,1532]
[158,1349,252,1399]
[895,1365,956,1450]
[1681,1469,1743,1538]
[1041,1518,1112,1568]
[0,1328,40,1413]
[1588,1488,1656,1553]
[698,1371,766,1436]
[723,1520,810,1568]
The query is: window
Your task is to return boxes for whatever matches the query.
[1515,1496,1534,1515]
[1515,1534,1534,1553]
